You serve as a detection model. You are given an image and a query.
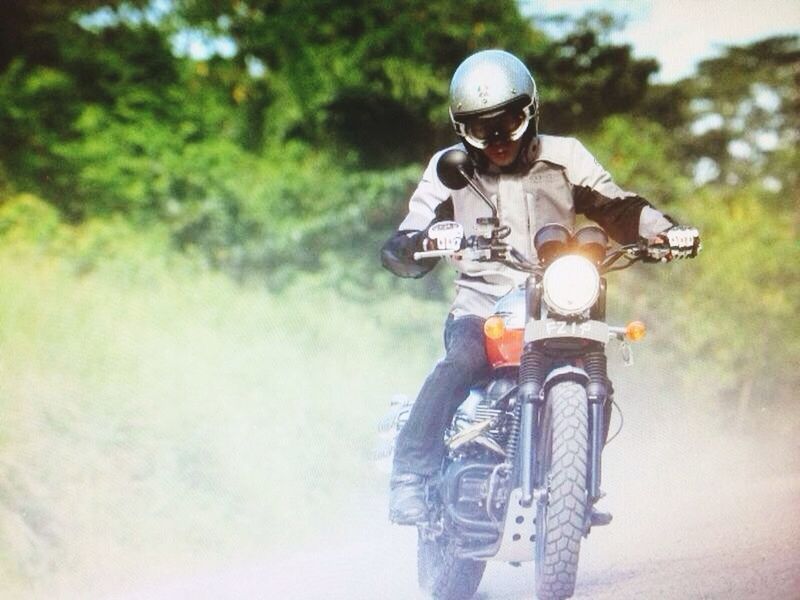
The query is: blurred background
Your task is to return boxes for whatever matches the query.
[0,1,798,598]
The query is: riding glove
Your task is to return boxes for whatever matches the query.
[648,225,701,261]
[422,221,465,252]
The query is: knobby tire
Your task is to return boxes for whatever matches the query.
[417,530,486,600]
[534,381,589,600]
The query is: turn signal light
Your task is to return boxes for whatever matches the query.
[625,320,647,342]
[484,316,506,340]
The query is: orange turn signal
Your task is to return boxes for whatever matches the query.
[625,320,647,342]
[484,316,506,340]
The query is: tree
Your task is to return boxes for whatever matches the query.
[173,0,544,166]
[172,2,662,165]
[0,4,185,217]
[671,35,799,192]
[528,12,659,135]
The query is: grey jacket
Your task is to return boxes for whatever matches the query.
[382,135,674,318]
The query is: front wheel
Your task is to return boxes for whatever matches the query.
[418,530,486,600]
[534,381,589,600]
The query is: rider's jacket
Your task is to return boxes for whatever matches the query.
[382,135,674,318]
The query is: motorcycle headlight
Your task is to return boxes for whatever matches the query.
[542,255,600,317]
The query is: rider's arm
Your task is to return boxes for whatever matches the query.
[381,149,454,278]
[566,139,675,244]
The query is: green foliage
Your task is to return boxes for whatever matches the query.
[0,0,795,397]
[672,35,799,188]
[657,192,797,432]
[0,19,184,216]
[0,192,199,286]
[531,14,659,134]
[174,1,659,163]
[176,0,540,158]
[584,115,690,203]
[0,4,798,591]
[0,0,795,466]
[0,59,80,199]
[0,193,61,245]
[585,112,799,423]
[0,0,670,270]
[0,1,135,71]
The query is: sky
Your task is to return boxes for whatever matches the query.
[530,0,800,82]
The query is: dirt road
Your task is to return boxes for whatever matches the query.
[101,392,800,600]
[113,469,800,600]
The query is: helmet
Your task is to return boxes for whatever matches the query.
[449,50,538,149]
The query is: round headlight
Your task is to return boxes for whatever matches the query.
[542,255,600,316]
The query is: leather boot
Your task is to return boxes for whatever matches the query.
[590,508,613,526]
[389,473,427,525]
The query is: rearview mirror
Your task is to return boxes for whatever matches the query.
[436,149,475,190]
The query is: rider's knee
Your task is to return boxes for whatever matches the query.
[439,353,486,380]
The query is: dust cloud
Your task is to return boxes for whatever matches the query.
[98,355,799,600]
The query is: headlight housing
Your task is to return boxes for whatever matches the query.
[542,255,600,317]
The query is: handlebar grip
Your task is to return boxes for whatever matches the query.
[413,250,456,260]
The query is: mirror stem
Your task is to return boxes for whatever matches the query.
[458,167,498,218]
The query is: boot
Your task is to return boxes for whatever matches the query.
[389,473,427,525]
[589,489,613,527]
[590,508,613,527]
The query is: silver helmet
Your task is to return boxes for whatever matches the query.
[449,49,538,149]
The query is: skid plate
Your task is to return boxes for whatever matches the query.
[490,488,537,562]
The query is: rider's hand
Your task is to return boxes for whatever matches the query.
[422,221,465,252]
[648,225,701,262]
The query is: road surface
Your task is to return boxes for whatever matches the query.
[109,435,800,600]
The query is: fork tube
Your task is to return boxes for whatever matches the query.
[519,341,546,507]
[521,276,544,508]
[589,402,603,500]
[520,400,535,506]
[585,350,608,502]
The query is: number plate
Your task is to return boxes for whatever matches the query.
[524,319,609,344]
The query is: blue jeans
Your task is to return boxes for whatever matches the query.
[392,315,491,477]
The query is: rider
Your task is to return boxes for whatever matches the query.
[381,49,700,524]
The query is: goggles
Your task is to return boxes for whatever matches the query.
[461,109,530,149]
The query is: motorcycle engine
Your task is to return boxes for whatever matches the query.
[443,376,518,529]
[450,376,518,456]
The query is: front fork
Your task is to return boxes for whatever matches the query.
[518,343,544,507]
[517,342,609,506]
[584,351,608,502]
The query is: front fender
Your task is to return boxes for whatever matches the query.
[543,365,589,397]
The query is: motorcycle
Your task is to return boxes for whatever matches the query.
[378,149,697,600]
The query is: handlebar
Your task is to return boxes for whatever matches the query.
[414,236,655,275]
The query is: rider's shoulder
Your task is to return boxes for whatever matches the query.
[535,135,593,169]
[428,143,467,164]
[421,143,468,184]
